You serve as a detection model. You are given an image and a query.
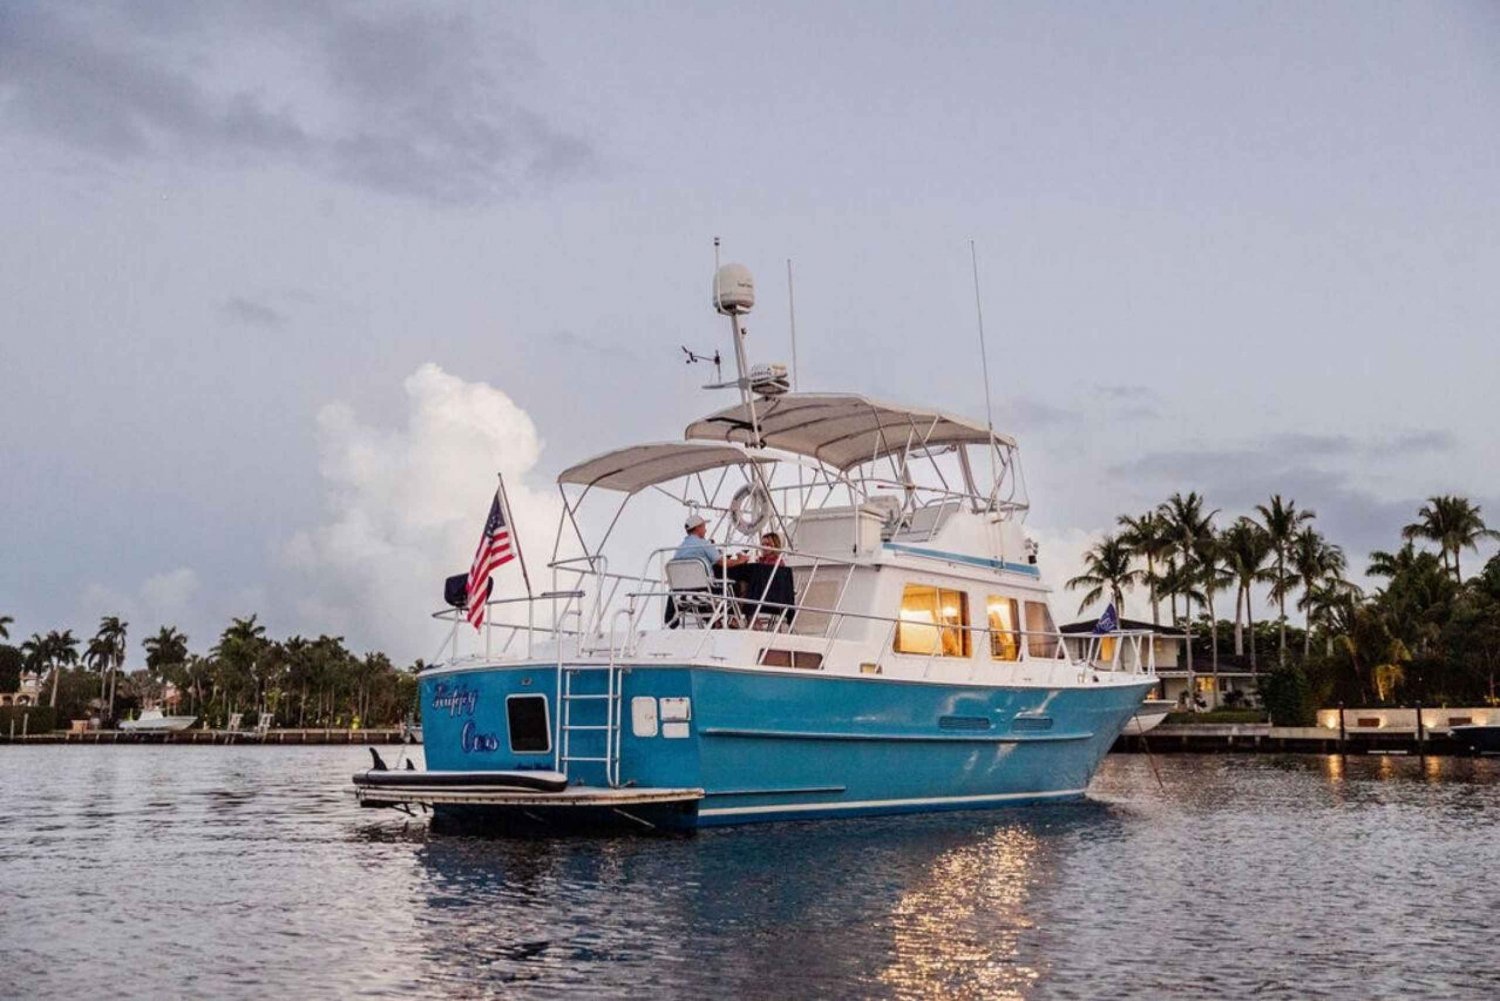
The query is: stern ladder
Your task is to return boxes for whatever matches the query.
[557,661,624,788]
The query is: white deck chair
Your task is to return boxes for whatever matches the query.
[665,559,741,629]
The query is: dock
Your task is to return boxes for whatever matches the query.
[0,728,409,746]
[1114,723,1483,756]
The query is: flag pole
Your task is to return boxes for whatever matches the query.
[498,473,533,599]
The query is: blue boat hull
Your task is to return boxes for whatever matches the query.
[419,663,1151,830]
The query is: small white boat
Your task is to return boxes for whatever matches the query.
[120,708,198,732]
[1123,699,1173,735]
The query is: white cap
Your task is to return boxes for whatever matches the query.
[685,513,707,531]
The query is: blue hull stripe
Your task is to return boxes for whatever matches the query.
[700,726,1091,744]
[882,542,1042,577]
[699,787,1086,817]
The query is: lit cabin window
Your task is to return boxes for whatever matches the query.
[1023,601,1060,658]
[895,584,971,657]
[987,596,1020,661]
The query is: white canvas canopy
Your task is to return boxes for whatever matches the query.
[556,441,770,494]
[683,393,1014,471]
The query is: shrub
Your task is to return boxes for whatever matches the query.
[0,705,59,734]
[1260,666,1317,726]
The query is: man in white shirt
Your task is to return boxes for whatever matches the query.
[672,514,749,572]
[673,514,721,570]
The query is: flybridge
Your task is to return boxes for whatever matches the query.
[422,255,1061,675]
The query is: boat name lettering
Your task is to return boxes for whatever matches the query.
[430,683,478,718]
[460,720,500,753]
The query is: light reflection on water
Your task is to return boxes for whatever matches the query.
[3,747,1499,1000]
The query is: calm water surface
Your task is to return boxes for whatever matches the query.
[2,747,1497,1000]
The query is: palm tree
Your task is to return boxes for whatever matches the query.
[1302,579,1359,659]
[1158,492,1217,699]
[1368,541,1427,580]
[87,617,128,722]
[214,616,269,717]
[1221,518,1272,668]
[1291,528,1347,660]
[1195,531,1234,675]
[1065,534,1141,615]
[143,626,190,708]
[1117,511,1172,625]
[19,632,45,678]
[1254,494,1315,667]
[24,629,80,708]
[1157,558,1208,700]
[1402,495,1500,582]
[0,615,12,642]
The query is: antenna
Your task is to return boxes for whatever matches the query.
[786,258,799,391]
[969,239,999,496]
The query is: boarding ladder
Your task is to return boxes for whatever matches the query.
[556,660,624,789]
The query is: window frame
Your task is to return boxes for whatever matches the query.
[1022,600,1061,659]
[505,694,553,754]
[894,583,972,658]
[987,595,1021,661]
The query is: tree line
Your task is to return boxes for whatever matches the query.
[1065,492,1500,718]
[0,613,419,729]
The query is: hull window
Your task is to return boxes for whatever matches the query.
[895,584,971,657]
[506,695,552,754]
[760,648,824,670]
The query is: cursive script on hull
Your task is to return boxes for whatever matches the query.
[430,682,478,718]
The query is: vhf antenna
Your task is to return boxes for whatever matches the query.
[969,239,999,500]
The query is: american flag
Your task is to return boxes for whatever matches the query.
[466,492,514,628]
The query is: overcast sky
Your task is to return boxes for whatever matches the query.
[3,1,1497,662]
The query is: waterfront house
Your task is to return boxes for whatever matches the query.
[1060,620,1270,710]
[0,671,42,707]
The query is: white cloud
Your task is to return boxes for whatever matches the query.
[1028,524,1109,623]
[139,567,201,623]
[77,567,202,665]
[1030,523,1170,625]
[281,363,560,661]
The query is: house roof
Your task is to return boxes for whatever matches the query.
[1059,617,1185,637]
[683,392,1013,471]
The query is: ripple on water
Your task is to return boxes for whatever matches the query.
[3,747,1500,1000]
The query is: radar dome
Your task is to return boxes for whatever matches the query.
[713,263,755,315]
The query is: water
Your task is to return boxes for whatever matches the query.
[3,747,1497,1000]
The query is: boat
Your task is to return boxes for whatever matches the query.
[1448,724,1500,754]
[1123,698,1173,735]
[353,258,1157,831]
[119,708,198,732]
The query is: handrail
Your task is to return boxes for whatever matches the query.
[425,541,1158,681]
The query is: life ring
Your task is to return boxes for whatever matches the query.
[729,484,771,537]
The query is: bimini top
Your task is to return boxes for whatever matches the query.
[557,441,770,494]
[684,392,1014,471]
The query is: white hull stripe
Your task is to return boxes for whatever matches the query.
[698,787,1085,817]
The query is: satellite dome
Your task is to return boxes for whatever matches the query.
[713,263,755,315]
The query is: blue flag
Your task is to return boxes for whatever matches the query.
[1092,602,1120,635]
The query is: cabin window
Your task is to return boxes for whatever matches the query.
[1023,601,1060,658]
[895,584,971,657]
[506,695,552,753]
[987,596,1020,661]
